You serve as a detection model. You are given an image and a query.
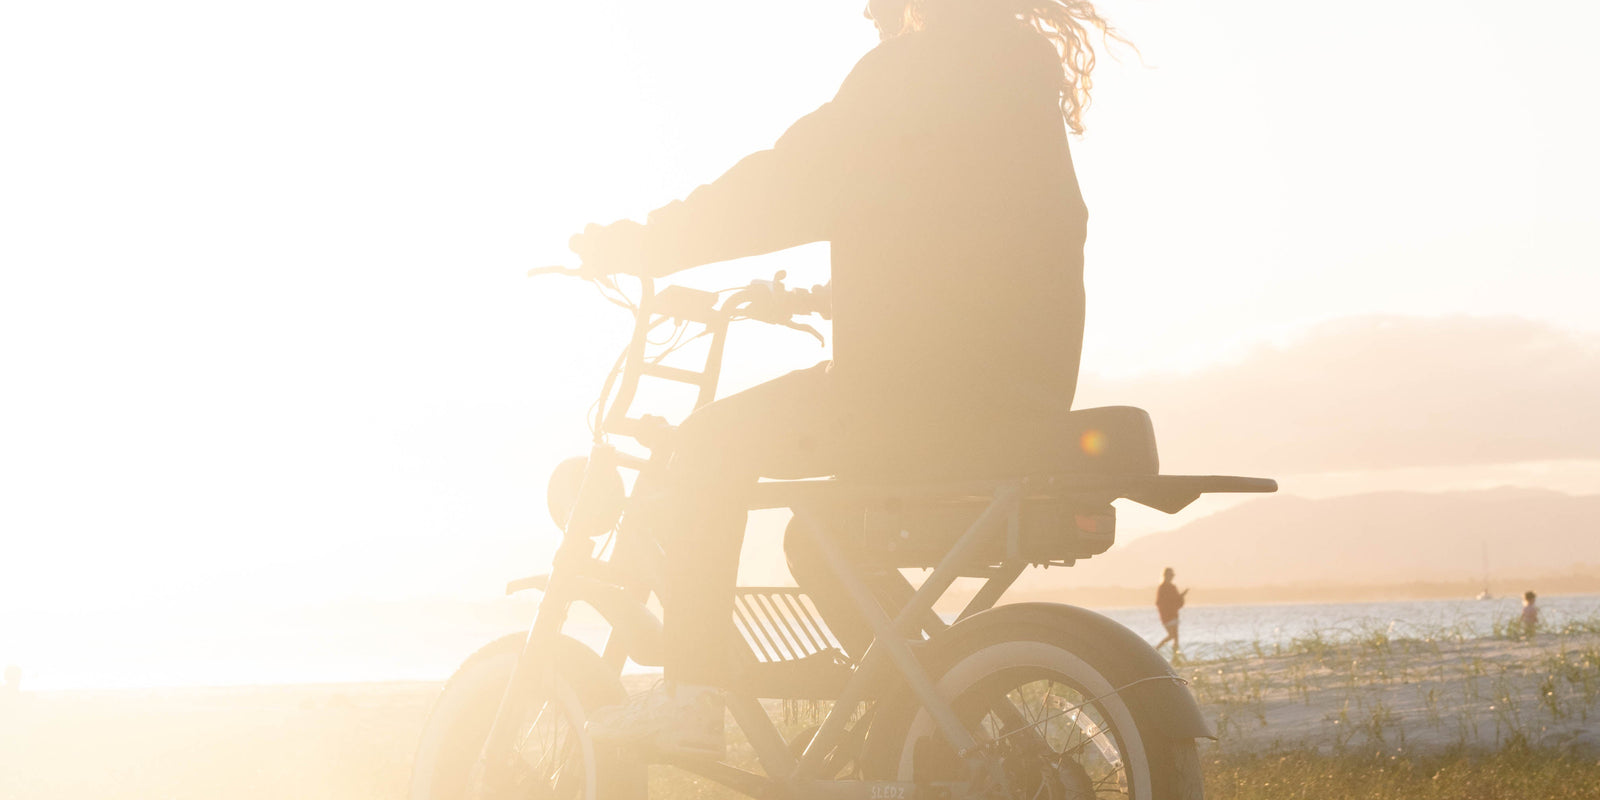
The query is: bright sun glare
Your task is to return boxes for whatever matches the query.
[1,0,1597,689]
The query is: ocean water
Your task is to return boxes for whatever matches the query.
[11,593,1599,691]
[451,593,1600,680]
[1090,593,1600,660]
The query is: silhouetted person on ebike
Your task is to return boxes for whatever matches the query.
[574,0,1123,759]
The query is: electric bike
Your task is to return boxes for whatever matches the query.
[409,267,1276,800]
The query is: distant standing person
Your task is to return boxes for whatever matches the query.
[1521,590,1539,636]
[1154,567,1188,653]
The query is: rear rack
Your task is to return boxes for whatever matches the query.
[746,473,1277,515]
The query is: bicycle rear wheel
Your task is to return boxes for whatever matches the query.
[866,619,1203,799]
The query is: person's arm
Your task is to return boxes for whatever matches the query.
[572,41,909,276]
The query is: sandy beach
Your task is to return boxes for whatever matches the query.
[3,627,1597,798]
[1180,627,1600,758]
[0,681,438,800]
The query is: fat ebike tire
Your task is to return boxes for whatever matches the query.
[408,633,645,800]
[862,608,1204,800]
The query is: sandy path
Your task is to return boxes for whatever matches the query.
[0,682,438,800]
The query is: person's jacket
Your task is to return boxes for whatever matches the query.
[636,20,1088,463]
[1156,582,1185,622]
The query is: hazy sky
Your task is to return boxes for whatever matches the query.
[2,0,1597,686]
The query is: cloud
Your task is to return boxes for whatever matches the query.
[1075,315,1600,475]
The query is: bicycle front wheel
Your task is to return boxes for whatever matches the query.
[408,633,642,800]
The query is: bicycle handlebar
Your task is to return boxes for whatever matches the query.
[529,264,828,327]
[723,271,829,322]
[528,264,637,296]
[534,264,827,444]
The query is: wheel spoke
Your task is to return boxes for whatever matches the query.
[1089,769,1127,798]
[510,691,588,799]
[926,673,1141,799]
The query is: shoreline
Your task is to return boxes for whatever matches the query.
[996,576,1600,610]
[3,624,1597,798]
[12,590,1600,695]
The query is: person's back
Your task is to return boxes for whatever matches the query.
[825,20,1088,446]
[599,17,1088,477]
[574,0,1123,759]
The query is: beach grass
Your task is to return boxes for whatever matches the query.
[2,615,1598,798]
[652,748,1600,800]
[1174,613,1600,757]
[1203,747,1600,800]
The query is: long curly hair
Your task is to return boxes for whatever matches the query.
[893,0,1132,135]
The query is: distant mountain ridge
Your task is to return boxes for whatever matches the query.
[1040,487,1600,591]
[1072,316,1600,476]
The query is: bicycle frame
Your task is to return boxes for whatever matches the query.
[472,273,1275,799]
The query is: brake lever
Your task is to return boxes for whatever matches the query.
[527,264,621,293]
[781,320,826,347]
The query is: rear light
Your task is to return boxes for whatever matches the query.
[1072,509,1116,557]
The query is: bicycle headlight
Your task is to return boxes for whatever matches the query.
[546,456,625,538]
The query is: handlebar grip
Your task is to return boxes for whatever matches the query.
[792,284,832,319]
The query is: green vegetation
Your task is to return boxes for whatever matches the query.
[5,615,1597,799]
[645,616,1600,797]
[651,746,1600,800]
[1204,747,1600,800]
[1172,613,1600,756]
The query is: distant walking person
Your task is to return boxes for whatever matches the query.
[1154,567,1188,653]
[1521,590,1539,636]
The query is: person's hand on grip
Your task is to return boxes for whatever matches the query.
[569,219,649,278]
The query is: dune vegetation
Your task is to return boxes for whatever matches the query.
[3,616,1598,799]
